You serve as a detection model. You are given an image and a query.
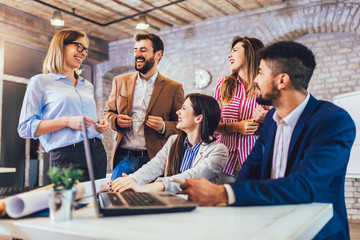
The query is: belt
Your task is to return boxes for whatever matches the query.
[118,148,148,157]
[71,138,99,147]
[51,138,100,152]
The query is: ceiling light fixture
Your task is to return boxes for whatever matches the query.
[51,10,64,26]
[136,15,150,30]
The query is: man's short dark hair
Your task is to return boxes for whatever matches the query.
[135,33,164,54]
[258,41,316,90]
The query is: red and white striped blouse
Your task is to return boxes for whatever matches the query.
[212,76,260,175]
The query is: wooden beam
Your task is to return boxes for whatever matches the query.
[140,0,190,25]
[176,2,207,20]
[0,4,108,63]
[87,0,173,29]
[226,0,245,11]
[202,0,229,15]
[113,0,188,26]
[111,0,174,29]
[84,0,137,28]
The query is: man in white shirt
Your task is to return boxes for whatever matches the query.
[180,41,355,240]
[104,33,184,180]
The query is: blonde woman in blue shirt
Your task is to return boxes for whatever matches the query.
[18,29,108,181]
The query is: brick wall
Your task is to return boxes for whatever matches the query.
[300,33,360,100]
[346,178,360,222]
[95,0,360,221]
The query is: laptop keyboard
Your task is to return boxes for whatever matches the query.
[107,193,124,206]
[108,192,166,207]
[0,186,37,199]
[122,192,166,206]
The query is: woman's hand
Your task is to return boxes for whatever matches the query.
[252,105,270,123]
[231,119,260,135]
[108,173,144,192]
[66,116,96,130]
[96,119,109,134]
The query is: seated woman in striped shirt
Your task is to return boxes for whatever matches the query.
[212,36,269,183]
[108,93,228,194]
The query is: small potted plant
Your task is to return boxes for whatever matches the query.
[47,167,83,221]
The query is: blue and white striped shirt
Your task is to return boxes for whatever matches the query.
[180,138,202,172]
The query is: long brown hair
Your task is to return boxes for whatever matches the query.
[165,94,220,176]
[220,36,264,103]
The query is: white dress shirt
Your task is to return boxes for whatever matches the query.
[225,92,310,205]
[271,92,310,179]
[121,72,158,150]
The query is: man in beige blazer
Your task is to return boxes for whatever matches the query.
[104,33,184,180]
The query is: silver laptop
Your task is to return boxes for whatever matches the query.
[81,117,197,216]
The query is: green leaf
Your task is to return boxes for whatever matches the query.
[47,167,84,190]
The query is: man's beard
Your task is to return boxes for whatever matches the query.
[135,56,155,75]
[256,85,280,106]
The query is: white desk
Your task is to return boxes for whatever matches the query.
[0,168,16,173]
[0,201,332,240]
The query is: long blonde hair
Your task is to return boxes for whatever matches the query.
[43,29,88,75]
[220,36,264,104]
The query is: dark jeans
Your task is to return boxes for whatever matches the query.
[49,138,107,182]
[111,148,150,180]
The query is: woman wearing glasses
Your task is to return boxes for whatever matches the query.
[108,93,228,194]
[18,29,108,181]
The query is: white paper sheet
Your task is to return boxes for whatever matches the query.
[5,178,108,218]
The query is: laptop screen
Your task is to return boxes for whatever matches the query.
[81,117,101,216]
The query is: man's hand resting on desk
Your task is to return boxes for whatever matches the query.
[180,178,229,206]
[108,173,143,192]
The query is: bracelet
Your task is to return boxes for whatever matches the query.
[224,123,228,133]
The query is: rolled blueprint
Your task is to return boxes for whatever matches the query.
[5,178,108,218]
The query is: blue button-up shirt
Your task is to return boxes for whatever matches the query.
[18,73,102,152]
[180,138,202,172]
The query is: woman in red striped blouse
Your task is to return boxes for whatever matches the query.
[212,36,269,183]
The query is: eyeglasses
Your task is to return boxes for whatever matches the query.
[132,116,147,123]
[131,111,147,123]
[64,42,90,56]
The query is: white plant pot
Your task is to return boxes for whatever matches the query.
[48,188,76,221]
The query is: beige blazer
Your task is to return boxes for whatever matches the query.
[129,135,229,193]
[103,72,184,167]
